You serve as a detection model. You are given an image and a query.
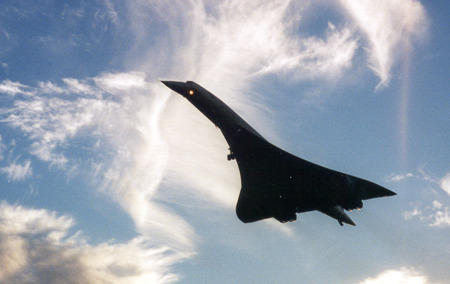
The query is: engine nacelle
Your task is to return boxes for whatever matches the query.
[274,211,297,223]
[342,199,363,211]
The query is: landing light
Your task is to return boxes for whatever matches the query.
[189,90,194,95]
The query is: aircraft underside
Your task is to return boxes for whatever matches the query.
[162,80,396,226]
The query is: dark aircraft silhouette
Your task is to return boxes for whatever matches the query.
[162,81,396,226]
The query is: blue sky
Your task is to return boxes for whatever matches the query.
[0,0,448,283]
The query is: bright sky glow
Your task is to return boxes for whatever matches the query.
[0,1,449,283]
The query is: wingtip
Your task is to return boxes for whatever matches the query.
[359,181,398,200]
[384,188,397,197]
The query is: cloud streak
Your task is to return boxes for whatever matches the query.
[359,267,429,284]
[0,80,35,97]
[339,0,427,87]
[386,172,414,182]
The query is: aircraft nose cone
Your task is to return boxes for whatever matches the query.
[161,80,188,95]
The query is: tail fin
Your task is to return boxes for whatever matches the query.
[346,175,396,200]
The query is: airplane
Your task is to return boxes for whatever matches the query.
[162,81,396,226]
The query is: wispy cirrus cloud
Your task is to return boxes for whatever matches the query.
[339,0,427,87]
[0,159,32,181]
[2,90,111,167]
[153,0,358,83]
[0,80,35,97]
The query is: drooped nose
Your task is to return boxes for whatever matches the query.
[161,81,190,96]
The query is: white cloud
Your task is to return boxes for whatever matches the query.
[0,201,189,284]
[440,173,450,197]
[0,80,35,96]
[429,210,450,227]
[0,201,73,238]
[432,200,442,209]
[2,94,115,167]
[387,172,414,182]
[339,0,427,87]
[403,200,450,228]
[179,1,357,82]
[359,267,429,284]
[93,72,147,93]
[403,208,421,220]
[399,171,450,228]
[62,78,99,96]
[0,160,32,181]
[429,200,450,227]
[37,81,66,94]
[248,21,358,81]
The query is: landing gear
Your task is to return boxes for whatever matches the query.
[227,149,235,160]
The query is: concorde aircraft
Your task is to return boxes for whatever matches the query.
[162,81,396,226]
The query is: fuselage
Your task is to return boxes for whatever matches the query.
[163,81,265,142]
